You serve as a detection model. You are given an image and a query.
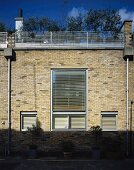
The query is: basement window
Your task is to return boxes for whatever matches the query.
[101,112,118,131]
[20,111,37,131]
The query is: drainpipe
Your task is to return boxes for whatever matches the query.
[126,57,129,156]
[7,57,11,155]
[130,100,133,157]
[123,20,133,157]
[4,48,14,155]
[124,55,133,157]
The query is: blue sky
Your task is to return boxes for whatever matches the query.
[0,0,134,28]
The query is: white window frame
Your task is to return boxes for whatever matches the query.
[51,69,88,131]
[20,111,37,131]
[101,112,118,131]
[52,114,86,130]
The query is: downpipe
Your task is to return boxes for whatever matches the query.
[126,57,129,157]
[7,57,11,155]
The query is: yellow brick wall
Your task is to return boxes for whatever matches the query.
[1,49,132,132]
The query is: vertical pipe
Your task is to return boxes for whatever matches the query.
[130,101,133,157]
[50,70,53,131]
[86,69,88,130]
[7,58,11,155]
[126,57,129,156]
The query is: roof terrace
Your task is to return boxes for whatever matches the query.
[0,31,124,50]
[15,31,124,49]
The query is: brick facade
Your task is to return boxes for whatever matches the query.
[0,21,134,155]
[0,49,129,131]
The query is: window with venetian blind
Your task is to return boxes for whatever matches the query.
[52,69,87,130]
[21,112,37,131]
[101,112,118,131]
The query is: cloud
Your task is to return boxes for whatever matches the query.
[119,8,134,21]
[68,7,87,18]
[119,8,134,30]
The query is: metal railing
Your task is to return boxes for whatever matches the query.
[15,31,124,49]
[0,32,7,48]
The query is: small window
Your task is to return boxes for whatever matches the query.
[21,112,37,131]
[101,112,118,131]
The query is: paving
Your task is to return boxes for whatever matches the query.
[0,158,134,170]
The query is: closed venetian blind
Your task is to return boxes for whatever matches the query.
[70,116,85,129]
[54,116,68,129]
[102,115,117,130]
[52,70,86,112]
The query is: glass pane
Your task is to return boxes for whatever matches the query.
[22,115,36,130]
[52,70,86,112]
[102,115,116,130]
[53,116,68,129]
[70,116,86,129]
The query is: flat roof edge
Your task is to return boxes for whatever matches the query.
[13,47,124,51]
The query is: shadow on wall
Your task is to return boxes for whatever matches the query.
[0,127,134,159]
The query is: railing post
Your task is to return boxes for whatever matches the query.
[87,32,88,48]
[50,32,53,45]
[6,32,8,45]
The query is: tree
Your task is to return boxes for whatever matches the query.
[66,16,83,31]
[39,17,49,32]
[23,17,39,33]
[47,19,61,31]
[22,9,122,33]
[0,22,6,32]
[7,28,15,35]
[85,9,122,32]
[23,17,61,33]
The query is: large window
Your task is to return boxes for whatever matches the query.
[51,69,87,130]
[20,112,37,131]
[101,112,118,131]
